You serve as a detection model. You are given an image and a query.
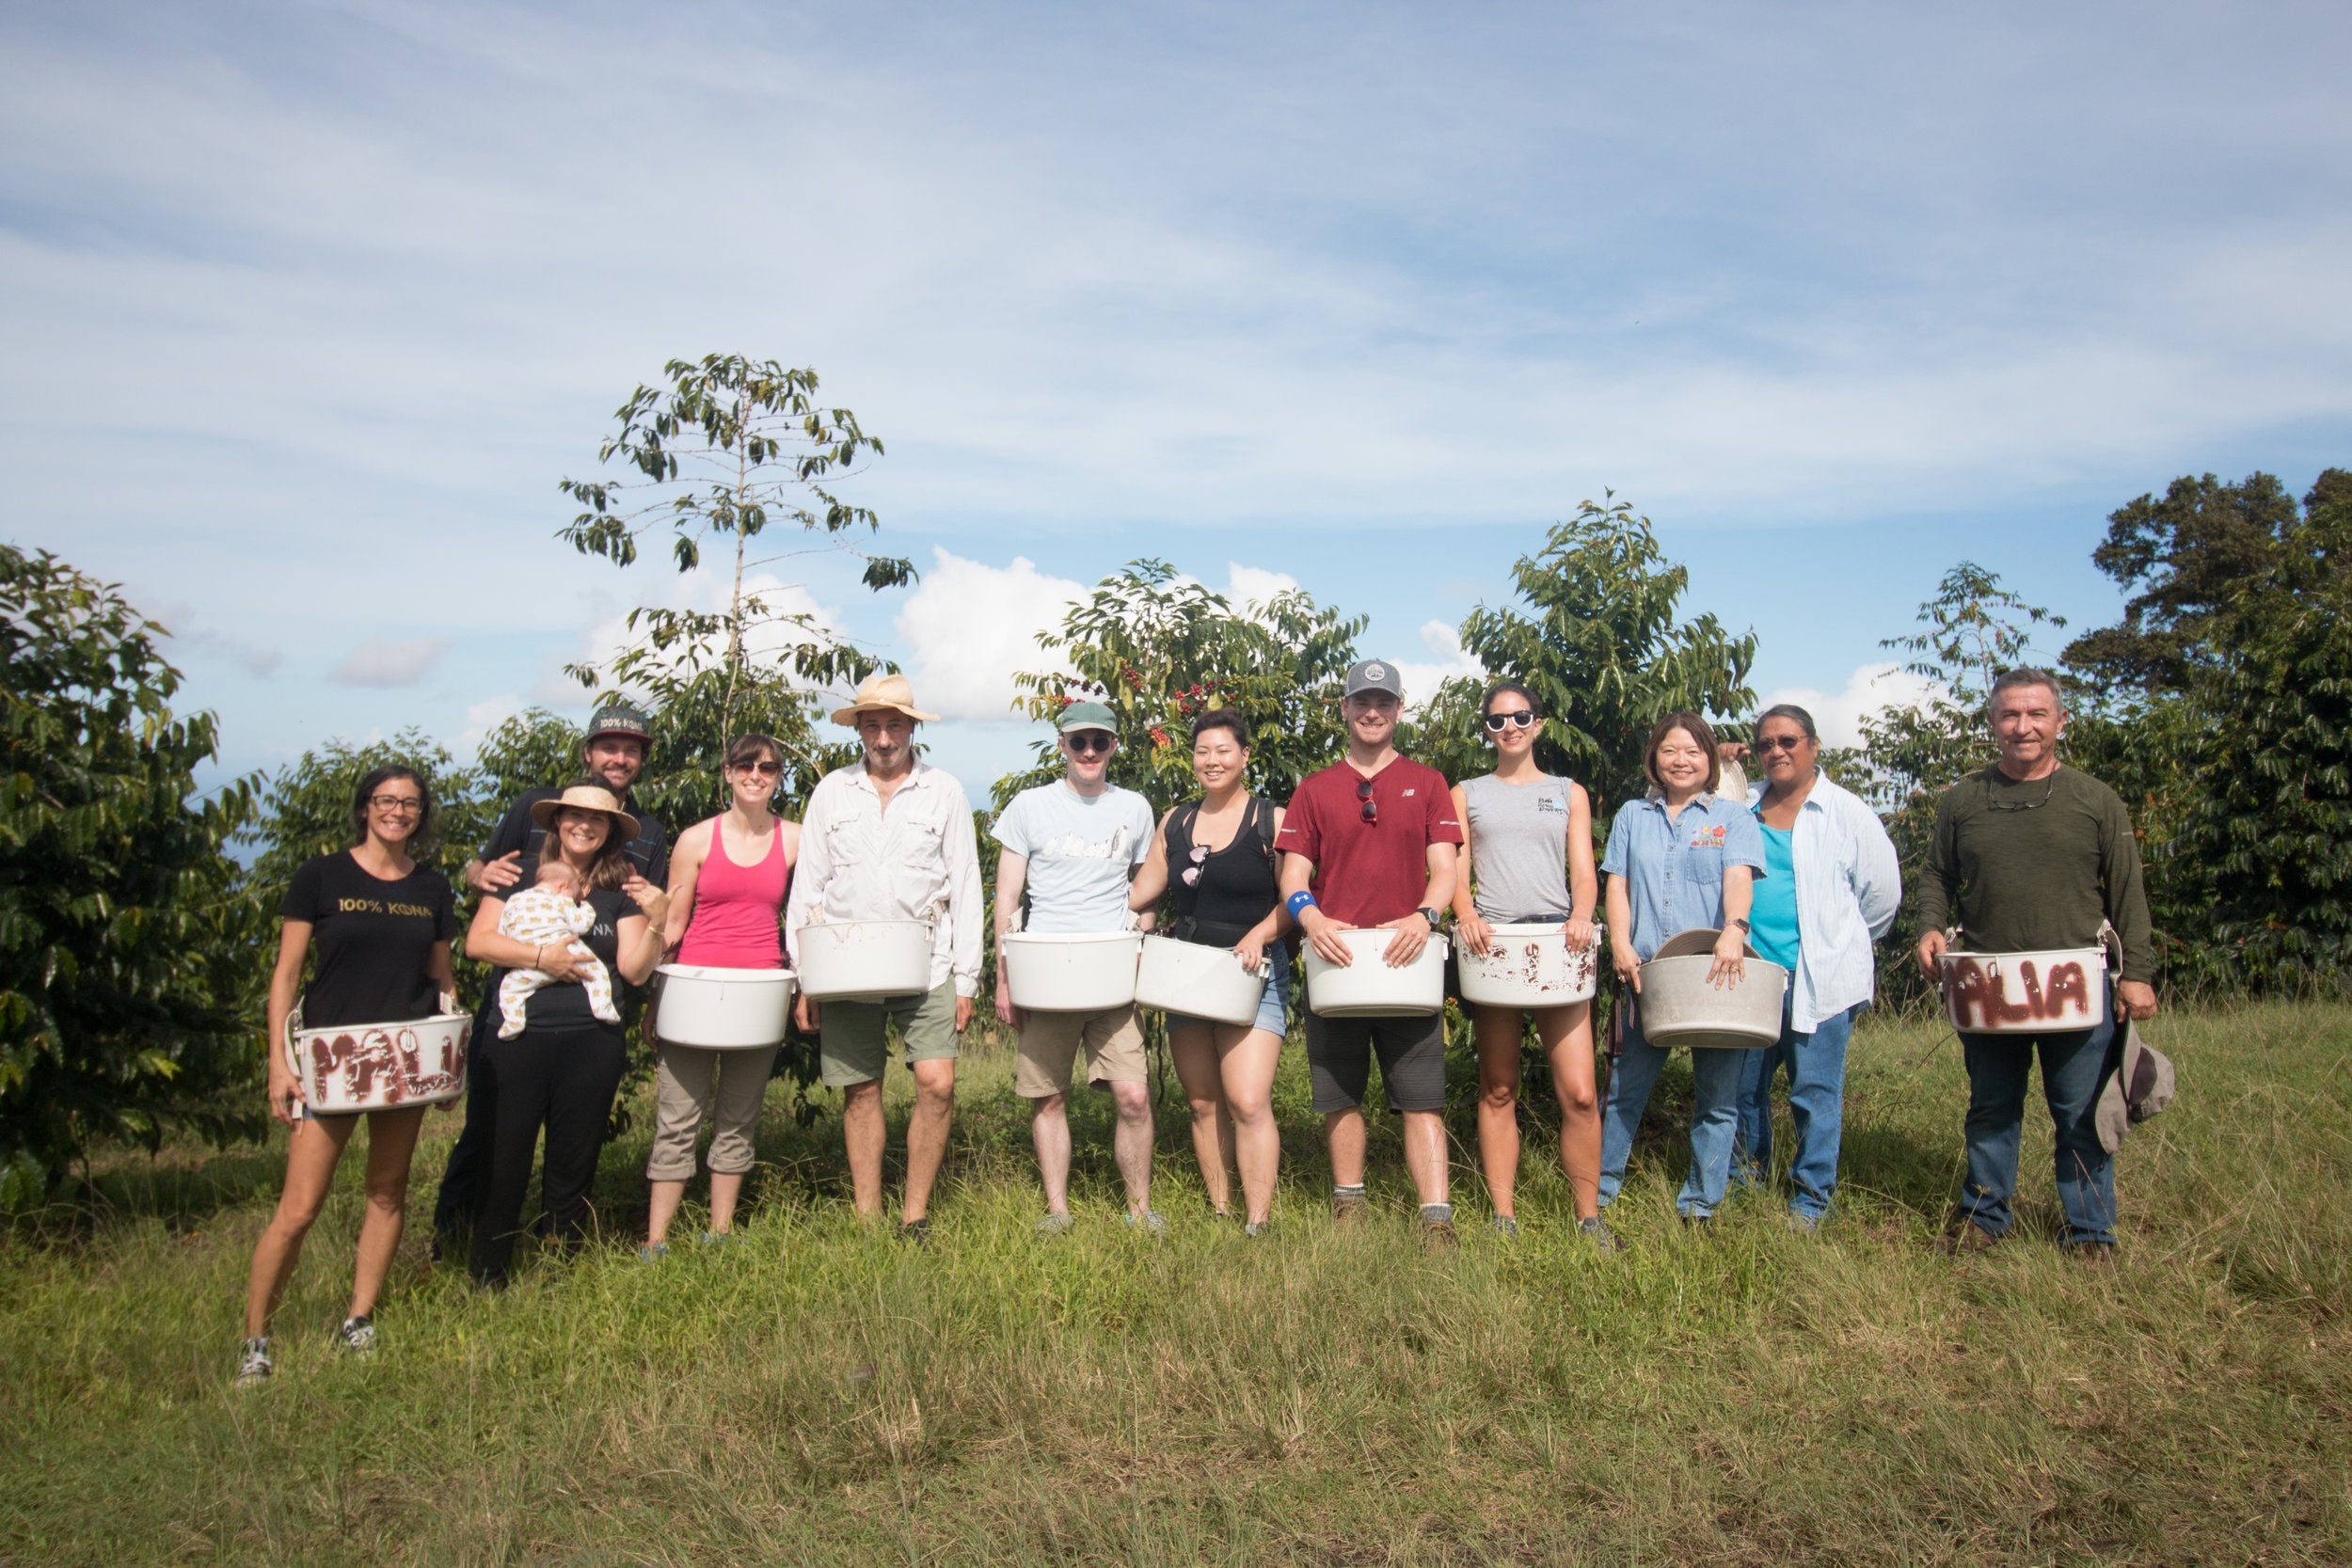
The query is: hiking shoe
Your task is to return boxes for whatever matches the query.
[1787,1211,1822,1235]
[236,1338,273,1387]
[2068,1240,2116,1266]
[1125,1209,1168,1235]
[1038,1212,1075,1236]
[1579,1215,1624,1253]
[337,1315,376,1357]
[1679,1212,1715,1232]
[1489,1213,1519,1239]
[899,1217,932,1249]
[1331,1192,1370,1228]
[1939,1221,2003,1257]
[637,1242,670,1263]
[1421,1216,1459,1255]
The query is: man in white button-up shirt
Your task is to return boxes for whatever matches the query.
[786,674,983,1243]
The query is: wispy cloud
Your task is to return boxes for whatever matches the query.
[331,636,451,688]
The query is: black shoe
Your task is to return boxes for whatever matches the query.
[899,1218,932,1250]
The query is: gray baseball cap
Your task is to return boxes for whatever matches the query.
[1343,658,1406,700]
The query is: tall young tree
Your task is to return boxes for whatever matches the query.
[0,546,263,1202]
[557,355,907,825]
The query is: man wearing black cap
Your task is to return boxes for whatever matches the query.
[1276,658,1464,1251]
[430,701,673,1252]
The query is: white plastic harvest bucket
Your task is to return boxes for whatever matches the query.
[1938,948,2107,1034]
[1456,921,1604,1008]
[1134,935,1269,1027]
[654,964,795,1050]
[795,919,933,1002]
[285,1010,470,1114]
[1002,931,1144,1012]
[1304,928,1448,1018]
[1634,927,1787,1049]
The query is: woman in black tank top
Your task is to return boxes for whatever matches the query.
[1127,709,1292,1231]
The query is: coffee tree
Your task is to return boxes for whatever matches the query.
[0,545,263,1203]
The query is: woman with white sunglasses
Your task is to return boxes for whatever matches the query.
[1447,681,1612,1247]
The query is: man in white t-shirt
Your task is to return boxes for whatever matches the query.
[993,701,1160,1233]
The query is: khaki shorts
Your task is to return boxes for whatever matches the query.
[1014,1004,1148,1099]
[818,980,961,1087]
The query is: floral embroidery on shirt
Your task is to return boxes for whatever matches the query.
[1690,825,1727,848]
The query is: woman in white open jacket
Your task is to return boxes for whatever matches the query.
[1733,704,1901,1227]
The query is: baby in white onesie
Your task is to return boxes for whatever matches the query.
[496,862,620,1037]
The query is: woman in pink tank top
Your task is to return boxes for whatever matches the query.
[644,735,802,1252]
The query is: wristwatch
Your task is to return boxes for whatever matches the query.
[1730,917,1751,933]
[1417,907,1445,930]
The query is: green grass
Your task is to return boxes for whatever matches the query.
[5,1002,2348,1565]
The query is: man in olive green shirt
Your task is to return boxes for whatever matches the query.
[1917,668,2158,1262]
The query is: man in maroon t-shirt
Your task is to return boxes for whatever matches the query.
[1277,657,1464,1250]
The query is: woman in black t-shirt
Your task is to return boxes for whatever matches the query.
[241,766,458,1386]
[463,782,670,1288]
[1127,709,1292,1232]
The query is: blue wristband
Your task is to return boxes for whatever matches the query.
[1285,890,1318,919]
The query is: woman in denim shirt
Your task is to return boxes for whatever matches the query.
[1597,711,1767,1223]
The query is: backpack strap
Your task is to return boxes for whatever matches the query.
[1252,796,1277,864]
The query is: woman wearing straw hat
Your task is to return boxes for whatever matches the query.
[464,781,670,1288]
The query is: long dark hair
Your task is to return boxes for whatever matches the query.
[349,765,433,849]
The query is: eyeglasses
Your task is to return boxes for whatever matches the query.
[1986,775,2059,813]
[1754,735,1807,753]
[1357,776,1377,824]
[1482,710,1538,733]
[732,760,782,777]
[367,795,424,815]
[1066,733,1114,756]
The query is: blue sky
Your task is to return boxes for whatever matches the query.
[7,1,2348,797]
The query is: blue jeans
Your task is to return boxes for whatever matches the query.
[1958,1001,2118,1247]
[1597,1006,1748,1218]
[1733,999,1856,1219]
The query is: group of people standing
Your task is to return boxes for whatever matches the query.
[238,659,2159,1386]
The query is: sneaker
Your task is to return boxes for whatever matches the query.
[899,1217,932,1249]
[1421,1217,1459,1255]
[1786,1211,1822,1235]
[1125,1209,1168,1235]
[1330,1192,1369,1228]
[1038,1212,1075,1236]
[1489,1213,1519,1239]
[2068,1240,2116,1266]
[1679,1212,1715,1231]
[336,1315,376,1357]
[1244,1221,1270,1240]
[236,1338,273,1387]
[1579,1215,1624,1253]
[1939,1221,2002,1257]
[697,1229,737,1247]
[637,1242,670,1263]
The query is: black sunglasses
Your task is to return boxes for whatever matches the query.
[1357,776,1377,824]
[1482,710,1538,733]
[1065,732,1114,756]
[1754,735,1807,753]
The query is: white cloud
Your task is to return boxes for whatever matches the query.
[459,693,522,754]
[894,548,1087,721]
[1760,661,1944,751]
[1223,562,1300,610]
[130,592,283,677]
[1393,620,1486,708]
[330,636,451,689]
[548,567,853,706]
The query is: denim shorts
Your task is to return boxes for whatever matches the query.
[1165,950,1292,1037]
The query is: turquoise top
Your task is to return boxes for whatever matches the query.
[1750,823,1802,970]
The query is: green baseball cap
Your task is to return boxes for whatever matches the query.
[586,700,653,744]
[1057,700,1119,736]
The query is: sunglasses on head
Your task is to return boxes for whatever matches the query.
[1482,710,1538,733]
[1065,732,1114,756]
[1357,776,1377,824]
[1754,735,1807,753]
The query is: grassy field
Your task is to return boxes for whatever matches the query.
[4,1000,2348,1566]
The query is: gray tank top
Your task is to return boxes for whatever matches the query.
[1460,772,1575,922]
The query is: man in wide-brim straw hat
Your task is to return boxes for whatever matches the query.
[786,672,981,1244]
[433,700,672,1257]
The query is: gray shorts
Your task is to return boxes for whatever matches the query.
[1305,1009,1448,1114]
[818,981,961,1087]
